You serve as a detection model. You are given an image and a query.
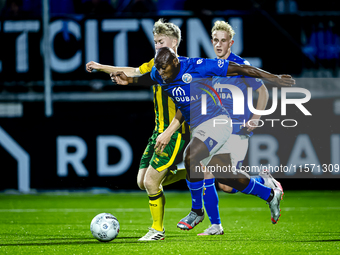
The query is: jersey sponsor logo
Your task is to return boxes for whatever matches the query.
[172,87,186,96]
[155,151,169,157]
[174,95,199,103]
[171,86,200,103]
[219,93,232,100]
[197,59,203,64]
[182,73,192,83]
[218,59,224,68]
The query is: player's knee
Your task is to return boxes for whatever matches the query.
[143,177,155,191]
[137,179,146,190]
[137,168,147,190]
[218,183,234,193]
[137,173,146,190]
[184,151,200,170]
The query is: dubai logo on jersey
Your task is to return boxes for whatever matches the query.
[172,87,186,96]
[182,73,192,83]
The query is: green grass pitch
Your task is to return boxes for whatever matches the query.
[0,190,340,254]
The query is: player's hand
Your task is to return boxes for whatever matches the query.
[155,132,172,154]
[110,71,129,85]
[243,118,260,132]
[277,75,295,87]
[86,61,101,73]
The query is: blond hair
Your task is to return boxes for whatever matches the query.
[211,21,235,40]
[153,19,181,47]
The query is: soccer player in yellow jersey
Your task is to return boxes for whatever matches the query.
[86,19,188,241]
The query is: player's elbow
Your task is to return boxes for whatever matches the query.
[257,84,269,97]
[243,66,259,77]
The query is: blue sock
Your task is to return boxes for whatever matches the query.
[230,188,239,193]
[203,178,221,225]
[229,175,264,194]
[253,175,264,185]
[186,179,204,209]
[241,178,271,201]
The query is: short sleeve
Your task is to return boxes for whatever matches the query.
[195,58,229,78]
[139,59,154,74]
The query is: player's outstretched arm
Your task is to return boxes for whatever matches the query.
[110,71,157,86]
[86,61,140,77]
[155,109,184,153]
[227,61,295,87]
[245,84,269,132]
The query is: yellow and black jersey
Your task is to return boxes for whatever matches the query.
[139,59,187,134]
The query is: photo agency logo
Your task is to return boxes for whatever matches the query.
[200,81,312,128]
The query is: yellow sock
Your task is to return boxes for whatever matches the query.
[162,168,187,186]
[148,190,166,232]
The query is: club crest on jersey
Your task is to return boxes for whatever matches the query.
[182,73,192,83]
[218,59,224,68]
[197,59,203,64]
[204,137,218,152]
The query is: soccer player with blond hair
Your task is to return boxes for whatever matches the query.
[191,20,284,235]
[87,19,189,241]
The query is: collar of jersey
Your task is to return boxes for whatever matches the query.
[172,56,189,82]
[214,52,244,64]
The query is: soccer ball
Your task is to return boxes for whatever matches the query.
[90,213,120,242]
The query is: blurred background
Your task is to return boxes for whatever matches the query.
[0,0,339,193]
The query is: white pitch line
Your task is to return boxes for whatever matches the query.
[0,207,339,213]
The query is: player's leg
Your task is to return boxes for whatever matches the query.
[137,168,147,190]
[198,171,224,236]
[161,167,187,186]
[162,130,190,187]
[176,138,208,230]
[138,133,157,190]
[259,168,284,200]
[177,115,232,230]
[139,165,168,241]
[211,155,282,224]
[216,134,282,196]
[139,131,186,240]
[216,170,265,194]
[138,165,167,241]
[217,135,262,194]
[197,134,243,235]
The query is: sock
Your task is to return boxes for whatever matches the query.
[230,188,238,193]
[229,175,264,193]
[186,179,204,210]
[162,168,187,186]
[253,175,265,185]
[240,178,272,201]
[266,189,275,203]
[148,189,166,232]
[203,178,221,225]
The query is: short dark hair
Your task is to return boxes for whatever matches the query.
[154,47,177,69]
